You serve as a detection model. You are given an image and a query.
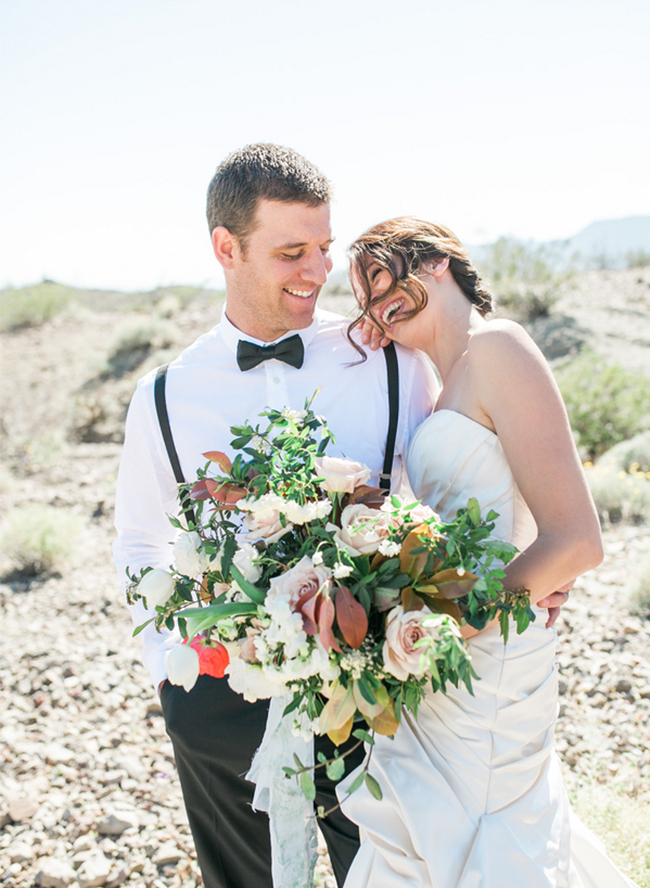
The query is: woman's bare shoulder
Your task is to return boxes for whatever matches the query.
[468,318,547,373]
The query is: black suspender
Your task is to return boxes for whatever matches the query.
[153,345,400,507]
[154,364,196,527]
[379,341,399,490]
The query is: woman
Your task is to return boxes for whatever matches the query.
[338,218,637,887]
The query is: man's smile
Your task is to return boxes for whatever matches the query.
[284,287,315,299]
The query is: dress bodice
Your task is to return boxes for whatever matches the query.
[406,409,538,553]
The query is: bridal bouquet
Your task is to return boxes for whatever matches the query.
[126,397,533,802]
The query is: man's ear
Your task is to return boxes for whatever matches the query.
[430,256,450,278]
[212,227,239,270]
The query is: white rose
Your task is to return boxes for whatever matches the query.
[313,456,372,494]
[225,657,287,703]
[238,494,293,543]
[138,568,175,609]
[382,605,447,681]
[330,504,391,556]
[173,531,211,578]
[381,497,439,527]
[266,554,331,606]
[167,643,200,692]
[229,541,262,583]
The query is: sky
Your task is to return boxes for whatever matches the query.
[1,0,649,291]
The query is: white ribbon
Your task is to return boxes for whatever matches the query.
[247,695,318,888]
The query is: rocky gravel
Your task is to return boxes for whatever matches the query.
[1,506,648,887]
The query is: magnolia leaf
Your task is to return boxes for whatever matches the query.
[401,586,425,612]
[202,451,232,474]
[365,773,383,800]
[205,480,248,505]
[318,593,342,653]
[398,525,433,579]
[347,486,387,509]
[326,713,355,746]
[369,552,388,572]
[189,479,212,501]
[417,594,464,623]
[367,704,400,737]
[319,681,356,735]
[300,771,316,801]
[352,681,383,720]
[418,576,478,599]
[335,586,368,649]
[180,601,258,621]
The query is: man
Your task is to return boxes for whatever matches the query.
[113,143,567,888]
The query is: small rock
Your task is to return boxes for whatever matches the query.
[35,856,76,888]
[105,865,130,888]
[97,807,139,836]
[100,769,127,786]
[73,835,97,853]
[44,744,76,766]
[616,678,632,693]
[9,797,39,821]
[77,853,112,888]
[152,843,183,866]
[9,842,34,864]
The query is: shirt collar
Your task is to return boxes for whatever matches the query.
[219,305,322,355]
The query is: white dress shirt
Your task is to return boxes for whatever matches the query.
[113,307,438,689]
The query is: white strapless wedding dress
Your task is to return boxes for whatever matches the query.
[340,410,637,888]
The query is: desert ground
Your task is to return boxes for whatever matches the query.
[1,267,649,887]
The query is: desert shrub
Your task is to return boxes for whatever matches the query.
[585,463,650,524]
[628,552,650,616]
[597,432,650,474]
[555,352,650,459]
[106,316,176,377]
[477,237,570,321]
[567,780,650,887]
[626,249,650,269]
[0,282,79,331]
[1,505,83,577]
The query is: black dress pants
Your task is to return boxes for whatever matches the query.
[161,675,365,888]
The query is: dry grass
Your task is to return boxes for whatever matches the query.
[1,504,84,577]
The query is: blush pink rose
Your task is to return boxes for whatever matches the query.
[313,456,372,494]
[382,605,446,681]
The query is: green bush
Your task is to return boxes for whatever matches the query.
[628,552,650,616]
[585,463,650,524]
[106,316,176,377]
[477,237,570,321]
[1,504,83,577]
[0,282,79,331]
[597,432,650,474]
[555,352,650,459]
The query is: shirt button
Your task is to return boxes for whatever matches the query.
[273,376,280,384]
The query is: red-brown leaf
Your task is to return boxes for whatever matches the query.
[318,594,342,653]
[202,451,232,474]
[189,479,212,501]
[335,586,368,650]
[296,588,319,635]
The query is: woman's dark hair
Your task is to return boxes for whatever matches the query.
[347,217,493,357]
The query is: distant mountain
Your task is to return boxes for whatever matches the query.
[563,216,650,267]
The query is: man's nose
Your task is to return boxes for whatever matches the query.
[300,249,331,285]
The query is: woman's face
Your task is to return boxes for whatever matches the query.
[353,260,432,350]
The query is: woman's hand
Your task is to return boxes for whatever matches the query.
[360,316,391,350]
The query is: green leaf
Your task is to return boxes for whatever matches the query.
[365,773,383,800]
[220,536,237,579]
[132,617,155,637]
[499,609,510,644]
[352,728,375,746]
[229,565,265,604]
[467,497,481,526]
[282,767,296,777]
[326,757,346,781]
[317,752,327,765]
[356,678,378,707]
[300,771,316,801]
[347,771,365,795]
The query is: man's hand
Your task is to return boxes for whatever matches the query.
[158,680,167,697]
[537,580,575,628]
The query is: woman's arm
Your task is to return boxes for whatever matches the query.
[461,320,603,636]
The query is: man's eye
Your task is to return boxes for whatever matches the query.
[321,247,331,255]
[281,253,302,261]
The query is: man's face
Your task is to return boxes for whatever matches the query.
[223,199,334,342]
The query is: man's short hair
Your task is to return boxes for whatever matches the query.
[206,143,332,247]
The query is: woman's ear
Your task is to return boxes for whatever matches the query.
[430,256,450,278]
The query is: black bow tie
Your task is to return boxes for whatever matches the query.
[236,334,305,371]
